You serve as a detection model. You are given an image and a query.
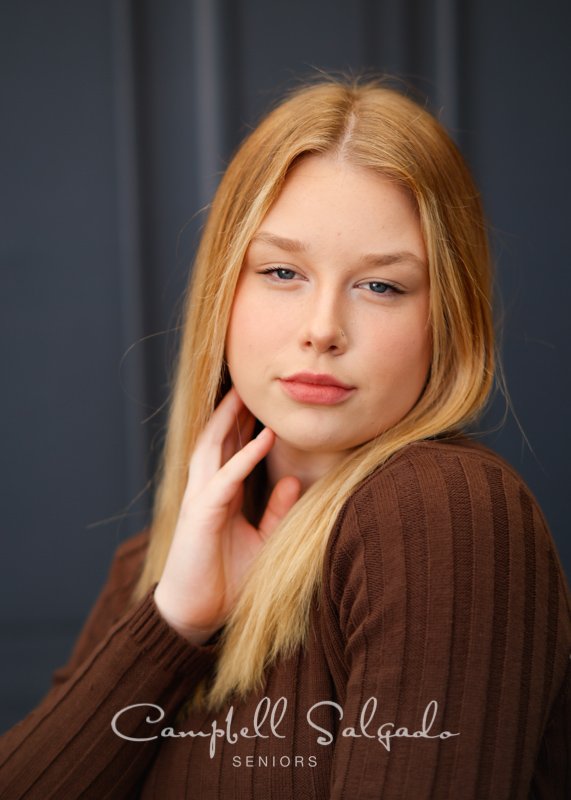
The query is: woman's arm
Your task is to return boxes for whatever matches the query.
[321,443,571,799]
[0,532,221,799]
[0,386,301,799]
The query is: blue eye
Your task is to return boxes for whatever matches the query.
[365,281,402,295]
[260,267,297,280]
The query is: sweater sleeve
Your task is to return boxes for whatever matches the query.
[321,445,571,800]
[0,531,221,799]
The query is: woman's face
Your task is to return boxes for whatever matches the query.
[225,154,431,463]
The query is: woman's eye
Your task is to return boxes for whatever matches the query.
[362,281,402,296]
[257,270,402,296]
[260,267,298,280]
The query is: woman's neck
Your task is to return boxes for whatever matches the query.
[265,438,345,494]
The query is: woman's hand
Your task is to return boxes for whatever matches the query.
[153,387,301,645]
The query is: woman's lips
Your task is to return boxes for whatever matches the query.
[278,379,355,405]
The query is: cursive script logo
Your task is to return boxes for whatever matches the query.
[111,697,459,757]
[112,698,287,758]
[306,698,459,751]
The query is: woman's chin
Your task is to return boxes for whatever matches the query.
[271,429,353,456]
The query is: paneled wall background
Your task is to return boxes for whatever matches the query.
[1,0,569,731]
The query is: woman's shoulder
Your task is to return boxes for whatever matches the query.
[113,526,151,563]
[326,433,570,637]
[362,433,533,491]
[347,433,549,528]
[329,434,560,577]
[105,526,151,594]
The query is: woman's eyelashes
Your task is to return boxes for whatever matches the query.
[259,266,297,281]
[257,266,404,297]
[363,281,404,296]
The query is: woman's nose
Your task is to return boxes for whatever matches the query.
[300,291,348,354]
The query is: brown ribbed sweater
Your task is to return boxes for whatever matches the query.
[1,437,570,799]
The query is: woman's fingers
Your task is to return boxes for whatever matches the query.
[227,480,245,519]
[187,387,249,491]
[258,476,302,541]
[202,386,244,446]
[156,389,286,638]
[204,428,276,510]
[221,405,256,466]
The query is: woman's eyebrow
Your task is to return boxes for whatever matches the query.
[359,251,426,270]
[251,231,425,270]
[251,231,308,252]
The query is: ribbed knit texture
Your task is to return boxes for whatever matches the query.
[1,437,569,799]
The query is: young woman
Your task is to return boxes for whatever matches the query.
[1,78,569,799]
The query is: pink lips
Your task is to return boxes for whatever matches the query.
[279,372,355,405]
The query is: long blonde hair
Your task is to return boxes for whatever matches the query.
[132,77,497,712]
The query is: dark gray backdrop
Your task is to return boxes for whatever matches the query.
[1,0,570,732]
